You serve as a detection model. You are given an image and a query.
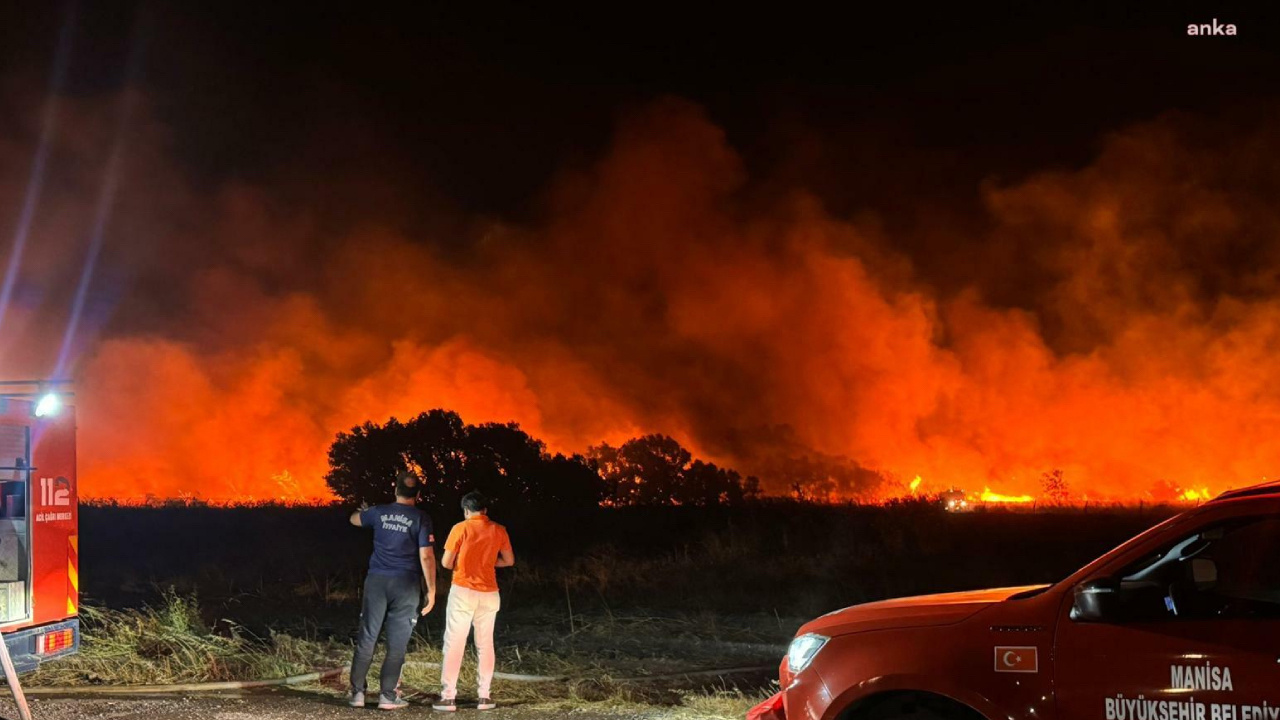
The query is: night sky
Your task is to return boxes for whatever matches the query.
[6,2,1279,225]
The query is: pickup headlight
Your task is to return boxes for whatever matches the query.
[787,633,828,674]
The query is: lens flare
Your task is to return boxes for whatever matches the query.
[0,7,74,337]
[34,393,61,418]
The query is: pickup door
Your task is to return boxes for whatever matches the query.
[1055,515,1280,720]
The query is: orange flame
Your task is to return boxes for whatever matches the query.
[1180,487,1211,503]
[977,488,1035,504]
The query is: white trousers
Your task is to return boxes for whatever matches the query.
[439,585,501,700]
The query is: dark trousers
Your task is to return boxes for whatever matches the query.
[351,573,421,701]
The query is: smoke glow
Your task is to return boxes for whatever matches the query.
[4,92,1280,504]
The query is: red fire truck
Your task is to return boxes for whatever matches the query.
[752,482,1280,720]
[0,381,79,673]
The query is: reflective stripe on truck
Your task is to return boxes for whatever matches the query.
[66,535,77,615]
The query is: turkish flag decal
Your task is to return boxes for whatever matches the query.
[994,646,1038,673]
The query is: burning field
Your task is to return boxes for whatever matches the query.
[6,85,1280,504]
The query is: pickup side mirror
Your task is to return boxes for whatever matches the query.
[1071,577,1122,622]
[1189,558,1217,587]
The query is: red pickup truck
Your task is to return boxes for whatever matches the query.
[751,482,1280,720]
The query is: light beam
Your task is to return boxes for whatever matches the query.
[0,5,74,337]
[53,9,149,379]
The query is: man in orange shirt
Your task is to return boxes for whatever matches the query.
[433,491,514,712]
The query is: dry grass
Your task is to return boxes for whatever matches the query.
[675,691,770,719]
[27,593,777,718]
[28,592,345,687]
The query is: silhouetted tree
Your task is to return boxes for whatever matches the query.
[584,442,622,501]
[679,460,736,506]
[326,416,417,506]
[458,422,545,500]
[590,434,689,505]
[331,414,757,510]
[531,453,610,509]
[399,409,468,506]
[1041,469,1070,506]
[326,410,604,510]
[588,435,759,506]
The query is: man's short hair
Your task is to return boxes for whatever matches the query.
[461,491,488,513]
[395,470,420,499]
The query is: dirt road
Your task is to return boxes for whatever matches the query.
[0,692,669,720]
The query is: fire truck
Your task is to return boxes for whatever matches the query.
[752,482,1280,720]
[0,381,79,674]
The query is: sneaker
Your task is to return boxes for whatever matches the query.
[349,690,365,708]
[432,698,457,712]
[377,696,410,711]
[477,698,496,711]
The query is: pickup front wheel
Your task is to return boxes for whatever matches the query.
[851,691,986,720]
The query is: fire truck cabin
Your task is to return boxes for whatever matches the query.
[0,381,80,674]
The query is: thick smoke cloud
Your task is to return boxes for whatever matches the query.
[5,87,1280,502]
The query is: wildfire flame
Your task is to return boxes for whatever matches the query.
[978,488,1036,504]
[1180,487,1211,503]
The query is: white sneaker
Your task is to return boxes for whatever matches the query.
[349,690,365,708]
[377,696,409,711]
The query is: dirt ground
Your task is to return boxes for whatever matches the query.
[0,691,669,720]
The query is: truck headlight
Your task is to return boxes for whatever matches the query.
[787,633,828,673]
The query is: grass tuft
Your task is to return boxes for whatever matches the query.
[675,690,770,719]
[28,592,342,687]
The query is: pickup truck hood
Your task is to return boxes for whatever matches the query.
[799,585,1048,638]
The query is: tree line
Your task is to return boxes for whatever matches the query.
[325,409,761,510]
